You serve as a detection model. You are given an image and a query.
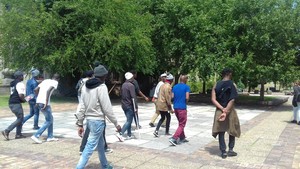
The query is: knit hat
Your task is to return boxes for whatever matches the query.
[160,73,167,77]
[166,74,174,80]
[94,65,108,77]
[14,71,23,78]
[31,69,40,77]
[125,72,133,80]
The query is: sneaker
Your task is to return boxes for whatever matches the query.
[180,138,189,143]
[125,136,133,140]
[33,126,40,130]
[31,135,42,144]
[105,148,113,153]
[169,137,177,146]
[149,123,155,127]
[2,130,9,140]
[47,137,59,142]
[115,133,124,142]
[105,164,114,169]
[227,150,237,156]
[79,151,82,155]
[221,152,227,159]
[15,134,26,139]
[153,131,159,137]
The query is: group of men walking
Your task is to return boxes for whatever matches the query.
[2,66,242,168]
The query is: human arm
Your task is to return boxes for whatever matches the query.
[42,86,54,109]
[211,84,228,121]
[165,85,174,113]
[16,83,26,102]
[138,90,149,101]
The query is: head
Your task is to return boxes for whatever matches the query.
[125,72,134,82]
[160,73,167,82]
[221,68,233,79]
[130,70,137,79]
[94,65,108,81]
[31,69,40,79]
[179,75,188,84]
[52,73,60,81]
[14,71,24,81]
[85,70,94,78]
[165,73,174,84]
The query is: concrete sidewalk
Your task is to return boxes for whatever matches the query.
[0,99,299,169]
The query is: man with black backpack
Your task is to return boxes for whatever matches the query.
[292,81,300,125]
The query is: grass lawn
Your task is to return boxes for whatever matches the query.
[237,95,275,102]
[0,95,9,108]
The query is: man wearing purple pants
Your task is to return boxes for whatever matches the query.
[169,75,190,146]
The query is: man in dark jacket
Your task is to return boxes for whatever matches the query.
[2,71,27,140]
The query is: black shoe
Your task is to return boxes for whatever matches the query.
[138,125,142,129]
[221,152,227,159]
[2,130,9,140]
[165,133,172,136]
[180,138,189,143]
[149,123,155,127]
[33,126,40,130]
[15,134,27,139]
[153,131,158,137]
[291,120,297,123]
[169,137,177,146]
[227,150,237,156]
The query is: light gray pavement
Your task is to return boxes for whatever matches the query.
[0,96,300,169]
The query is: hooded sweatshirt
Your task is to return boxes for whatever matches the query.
[76,78,118,127]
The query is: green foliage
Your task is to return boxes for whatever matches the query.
[0,0,155,75]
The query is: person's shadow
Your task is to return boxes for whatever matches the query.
[204,145,220,156]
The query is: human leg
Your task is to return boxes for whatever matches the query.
[150,109,160,126]
[33,103,40,128]
[154,111,167,137]
[23,103,35,125]
[76,120,106,169]
[173,109,187,140]
[228,134,237,156]
[6,104,24,136]
[165,112,171,135]
[121,108,134,137]
[33,104,52,139]
[218,132,227,158]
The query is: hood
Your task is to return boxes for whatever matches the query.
[10,79,20,87]
[85,78,104,89]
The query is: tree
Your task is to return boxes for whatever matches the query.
[0,0,155,75]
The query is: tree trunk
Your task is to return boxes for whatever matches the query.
[248,86,251,93]
[260,82,265,101]
[202,81,206,94]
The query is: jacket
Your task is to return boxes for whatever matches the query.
[75,78,119,127]
[156,82,172,111]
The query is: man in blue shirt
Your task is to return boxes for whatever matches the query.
[23,69,41,129]
[169,75,190,146]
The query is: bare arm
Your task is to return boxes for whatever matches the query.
[138,90,149,101]
[43,86,54,109]
[186,92,189,103]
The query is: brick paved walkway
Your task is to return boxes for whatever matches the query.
[0,97,299,169]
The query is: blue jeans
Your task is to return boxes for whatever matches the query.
[23,102,39,128]
[34,104,53,138]
[76,120,108,169]
[121,107,134,137]
[6,104,24,135]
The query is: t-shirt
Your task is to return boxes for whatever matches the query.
[36,79,58,105]
[15,82,25,95]
[121,81,137,110]
[172,83,190,109]
[153,81,164,98]
[215,80,238,108]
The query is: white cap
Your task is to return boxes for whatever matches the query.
[166,74,174,80]
[160,73,167,77]
[125,72,133,80]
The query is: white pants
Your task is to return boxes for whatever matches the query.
[293,102,300,122]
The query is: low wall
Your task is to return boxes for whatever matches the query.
[0,85,10,95]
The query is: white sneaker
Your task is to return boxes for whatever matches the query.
[46,137,59,142]
[125,136,133,140]
[31,135,42,144]
[115,133,124,142]
[105,148,113,153]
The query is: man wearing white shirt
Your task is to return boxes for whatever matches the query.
[149,73,167,127]
[2,71,27,140]
[31,74,60,144]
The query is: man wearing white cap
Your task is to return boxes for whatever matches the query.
[116,72,138,142]
[149,73,167,127]
[153,73,174,137]
[23,69,41,130]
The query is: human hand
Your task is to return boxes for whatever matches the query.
[116,125,122,132]
[78,127,84,137]
[170,109,174,114]
[218,112,227,121]
[42,103,47,110]
[144,97,149,102]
